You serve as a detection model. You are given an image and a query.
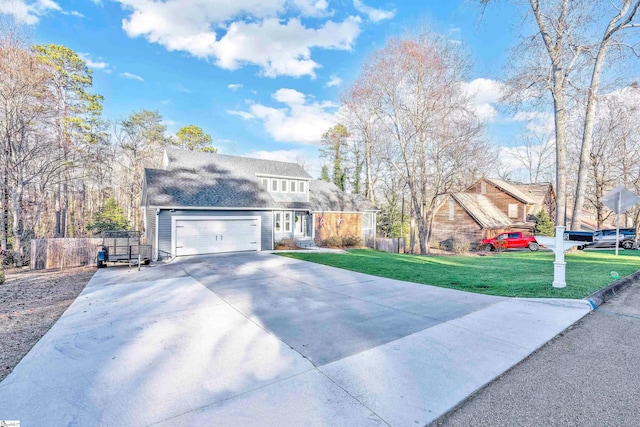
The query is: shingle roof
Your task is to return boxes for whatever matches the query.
[144,149,377,212]
[485,178,537,204]
[309,180,377,212]
[165,148,312,179]
[511,182,554,215]
[452,193,513,228]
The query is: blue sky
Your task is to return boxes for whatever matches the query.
[3,0,534,177]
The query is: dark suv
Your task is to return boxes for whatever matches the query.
[584,228,637,250]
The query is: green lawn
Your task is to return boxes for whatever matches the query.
[279,249,640,299]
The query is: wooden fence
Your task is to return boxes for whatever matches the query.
[31,238,102,270]
[375,237,406,253]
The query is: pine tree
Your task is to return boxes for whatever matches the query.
[320,165,331,182]
[87,197,130,235]
[535,209,555,236]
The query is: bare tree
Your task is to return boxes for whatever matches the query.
[354,30,492,254]
[571,0,640,229]
[0,33,66,265]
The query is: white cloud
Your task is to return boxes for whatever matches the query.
[227,110,255,120]
[325,74,343,87]
[461,78,505,122]
[162,119,177,126]
[512,111,555,135]
[78,52,108,70]
[175,83,191,93]
[120,72,144,81]
[116,0,362,78]
[353,0,394,22]
[0,0,61,24]
[228,83,243,91]
[229,88,338,144]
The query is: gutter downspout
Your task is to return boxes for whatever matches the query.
[154,208,160,261]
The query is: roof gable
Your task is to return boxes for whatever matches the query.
[451,193,513,228]
[482,178,537,204]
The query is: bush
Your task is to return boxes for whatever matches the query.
[452,236,471,255]
[342,235,362,247]
[0,266,4,285]
[323,236,343,248]
[274,238,298,250]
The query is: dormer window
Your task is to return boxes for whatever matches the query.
[271,179,278,192]
[280,179,288,192]
[299,181,305,193]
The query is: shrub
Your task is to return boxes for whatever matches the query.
[275,238,298,250]
[452,236,471,255]
[342,235,362,247]
[494,239,508,252]
[323,236,343,248]
[0,266,4,285]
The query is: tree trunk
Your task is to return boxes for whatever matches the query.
[552,71,568,227]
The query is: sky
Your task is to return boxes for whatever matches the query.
[1,0,541,178]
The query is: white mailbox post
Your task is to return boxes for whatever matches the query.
[536,226,584,289]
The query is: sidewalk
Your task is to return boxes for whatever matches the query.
[437,281,640,427]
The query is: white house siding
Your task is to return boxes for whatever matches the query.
[157,210,273,258]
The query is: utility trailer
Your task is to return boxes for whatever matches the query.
[97,230,151,268]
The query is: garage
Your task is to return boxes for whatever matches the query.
[173,217,260,256]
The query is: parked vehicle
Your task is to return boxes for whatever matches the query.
[481,232,540,251]
[581,228,636,250]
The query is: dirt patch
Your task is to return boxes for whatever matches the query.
[0,266,96,382]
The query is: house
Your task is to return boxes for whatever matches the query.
[431,177,544,245]
[141,149,377,260]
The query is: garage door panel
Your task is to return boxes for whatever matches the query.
[175,218,259,256]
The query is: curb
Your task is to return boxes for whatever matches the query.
[585,270,640,309]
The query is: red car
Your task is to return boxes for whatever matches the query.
[481,232,540,251]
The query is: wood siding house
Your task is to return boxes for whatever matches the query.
[431,178,548,246]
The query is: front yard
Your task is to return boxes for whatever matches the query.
[280,249,640,299]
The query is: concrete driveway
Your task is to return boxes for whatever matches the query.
[0,252,592,426]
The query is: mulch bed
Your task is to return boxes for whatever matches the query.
[0,266,96,382]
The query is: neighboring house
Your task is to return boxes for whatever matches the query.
[431,177,541,245]
[141,149,377,260]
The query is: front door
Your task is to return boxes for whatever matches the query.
[294,212,306,236]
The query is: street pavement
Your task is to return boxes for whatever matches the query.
[0,252,593,426]
[438,281,640,427]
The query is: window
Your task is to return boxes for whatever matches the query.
[448,199,455,221]
[289,180,297,193]
[508,204,518,218]
[508,232,520,238]
[480,181,487,195]
[275,212,282,232]
[261,177,269,189]
[284,212,292,232]
[281,179,288,192]
[299,181,305,193]
[271,179,278,192]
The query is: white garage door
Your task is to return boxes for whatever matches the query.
[174,218,259,256]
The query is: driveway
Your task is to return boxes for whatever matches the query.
[0,252,591,426]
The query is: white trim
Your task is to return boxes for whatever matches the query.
[148,206,277,211]
[170,215,262,257]
[257,173,311,181]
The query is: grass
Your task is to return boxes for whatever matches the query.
[279,249,640,299]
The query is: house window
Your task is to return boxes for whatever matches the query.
[271,179,279,192]
[289,180,297,193]
[261,177,269,189]
[448,199,455,221]
[275,212,282,232]
[508,204,518,218]
[284,212,292,232]
[281,179,288,192]
[299,181,305,193]
[481,181,486,194]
